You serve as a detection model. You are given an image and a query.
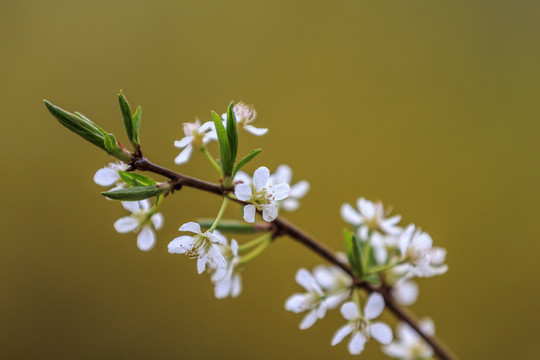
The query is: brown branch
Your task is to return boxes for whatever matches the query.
[131,156,457,360]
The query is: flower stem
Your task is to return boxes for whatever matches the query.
[239,234,271,265]
[208,197,229,232]
[200,146,222,175]
[238,233,271,252]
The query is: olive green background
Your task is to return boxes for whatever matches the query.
[1,1,539,359]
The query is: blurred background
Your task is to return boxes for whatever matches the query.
[1,0,539,359]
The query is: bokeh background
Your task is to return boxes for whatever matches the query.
[1,1,539,359]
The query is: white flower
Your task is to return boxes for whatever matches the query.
[174,119,217,164]
[113,200,164,251]
[94,162,128,192]
[383,318,435,359]
[331,294,393,355]
[285,268,334,329]
[340,198,402,240]
[370,232,401,265]
[398,225,448,278]
[221,102,268,136]
[234,166,290,223]
[269,165,310,212]
[312,263,352,309]
[211,239,242,299]
[168,222,227,274]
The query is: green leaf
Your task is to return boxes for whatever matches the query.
[197,218,261,234]
[118,171,156,187]
[132,105,142,147]
[343,229,364,278]
[102,183,170,201]
[118,92,134,146]
[226,101,238,163]
[104,134,131,162]
[233,149,262,176]
[44,100,107,150]
[211,111,233,176]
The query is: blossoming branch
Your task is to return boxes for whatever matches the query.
[44,93,457,360]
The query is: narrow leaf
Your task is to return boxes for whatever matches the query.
[118,171,156,187]
[102,184,170,201]
[44,100,106,150]
[233,149,262,176]
[131,105,142,147]
[118,92,134,145]
[343,229,364,278]
[211,111,233,176]
[226,101,238,163]
[104,134,131,162]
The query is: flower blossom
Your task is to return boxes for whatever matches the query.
[285,268,342,329]
[113,200,164,251]
[269,165,310,211]
[222,102,268,136]
[234,166,290,223]
[94,162,128,192]
[331,294,393,355]
[341,197,401,240]
[168,222,227,274]
[398,225,448,278]
[211,238,242,299]
[383,318,435,359]
[174,119,217,165]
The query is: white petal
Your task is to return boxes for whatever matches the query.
[214,278,230,299]
[202,131,218,144]
[179,221,201,234]
[137,226,156,251]
[262,203,278,222]
[364,293,385,320]
[394,280,419,306]
[431,247,447,265]
[167,236,193,254]
[231,274,242,297]
[174,136,193,148]
[284,294,307,313]
[358,198,376,218]
[174,145,193,164]
[419,318,435,336]
[253,166,270,190]
[94,167,120,187]
[312,266,335,290]
[271,183,290,200]
[397,322,418,345]
[295,268,316,291]
[243,205,256,223]
[399,224,415,255]
[244,124,268,136]
[139,199,151,211]
[121,201,141,213]
[234,171,252,185]
[382,343,409,358]
[290,180,310,198]
[208,230,227,245]
[340,301,359,320]
[199,121,214,132]
[413,232,433,250]
[208,246,227,269]
[274,165,292,184]
[281,199,300,212]
[151,213,164,230]
[358,226,369,241]
[230,239,239,255]
[299,309,318,330]
[331,324,354,346]
[340,203,362,225]
[197,257,207,274]
[235,183,253,201]
[370,322,393,344]
[348,333,366,355]
[114,217,139,233]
